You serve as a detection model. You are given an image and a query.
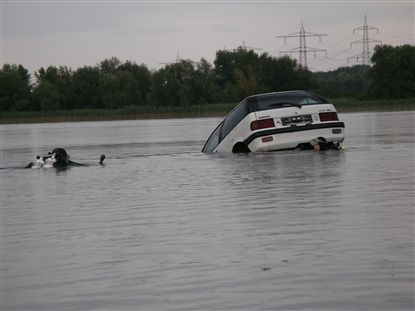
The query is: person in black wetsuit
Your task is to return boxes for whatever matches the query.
[310,137,342,151]
[99,155,105,165]
[26,148,105,168]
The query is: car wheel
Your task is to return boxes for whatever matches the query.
[232,142,251,153]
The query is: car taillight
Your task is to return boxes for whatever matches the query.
[319,112,339,122]
[250,118,275,131]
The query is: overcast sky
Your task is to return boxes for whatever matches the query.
[2,0,414,73]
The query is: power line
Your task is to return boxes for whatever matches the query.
[276,22,328,69]
[348,15,382,65]
[377,31,414,42]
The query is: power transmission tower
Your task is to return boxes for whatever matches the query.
[276,22,328,68]
[239,40,263,51]
[222,41,263,52]
[348,15,382,65]
[159,51,181,65]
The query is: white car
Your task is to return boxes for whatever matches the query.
[202,90,345,153]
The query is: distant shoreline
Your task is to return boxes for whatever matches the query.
[1,98,414,124]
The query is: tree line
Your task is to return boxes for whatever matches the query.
[1,44,414,112]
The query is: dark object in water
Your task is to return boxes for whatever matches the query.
[26,148,105,168]
[52,148,70,168]
[311,137,342,151]
[99,155,106,165]
[297,137,342,151]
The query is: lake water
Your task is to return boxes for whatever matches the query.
[1,111,414,310]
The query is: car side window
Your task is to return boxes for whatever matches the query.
[221,100,248,139]
[202,122,223,153]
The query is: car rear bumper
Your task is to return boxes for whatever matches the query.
[245,122,345,152]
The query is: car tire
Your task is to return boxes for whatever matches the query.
[232,142,251,153]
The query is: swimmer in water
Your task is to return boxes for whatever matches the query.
[27,155,44,169]
[99,155,105,165]
[43,154,56,168]
[310,137,342,151]
[26,148,106,168]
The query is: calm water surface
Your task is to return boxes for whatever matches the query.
[1,111,414,310]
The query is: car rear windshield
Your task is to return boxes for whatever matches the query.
[253,93,329,112]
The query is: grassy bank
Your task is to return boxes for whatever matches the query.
[331,98,415,113]
[0,103,236,124]
[1,98,414,124]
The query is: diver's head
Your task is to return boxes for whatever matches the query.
[100,155,106,165]
[52,148,69,167]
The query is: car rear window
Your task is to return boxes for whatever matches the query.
[221,100,249,139]
[253,94,329,111]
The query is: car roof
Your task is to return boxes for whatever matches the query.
[245,90,310,101]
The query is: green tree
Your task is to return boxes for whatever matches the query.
[233,65,261,99]
[213,48,262,102]
[369,44,415,98]
[118,61,151,106]
[99,73,127,109]
[259,54,313,92]
[34,66,73,109]
[72,66,103,109]
[213,49,314,102]
[149,59,212,107]
[312,65,370,98]
[33,81,60,111]
[98,60,152,108]
[0,64,32,111]
[148,68,175,107]
[99,57,121,75]
[214,48,260,88]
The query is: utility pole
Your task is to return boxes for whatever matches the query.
[276,22,328,69]
[348,15,382,65]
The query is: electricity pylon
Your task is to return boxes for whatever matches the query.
[276,22,328,69]
[239,40,263,51]
[159,51,181,65]
[348,15,382,65]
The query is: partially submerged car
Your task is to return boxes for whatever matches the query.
[202,90,345,153]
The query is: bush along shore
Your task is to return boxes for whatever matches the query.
[2,44,415,122]
[1,98,414,124]
[0,103,236,124]
[332,98,415,112]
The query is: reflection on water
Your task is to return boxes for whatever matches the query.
[1,112,414,310]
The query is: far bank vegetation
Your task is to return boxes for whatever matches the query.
[1,45,414,121]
